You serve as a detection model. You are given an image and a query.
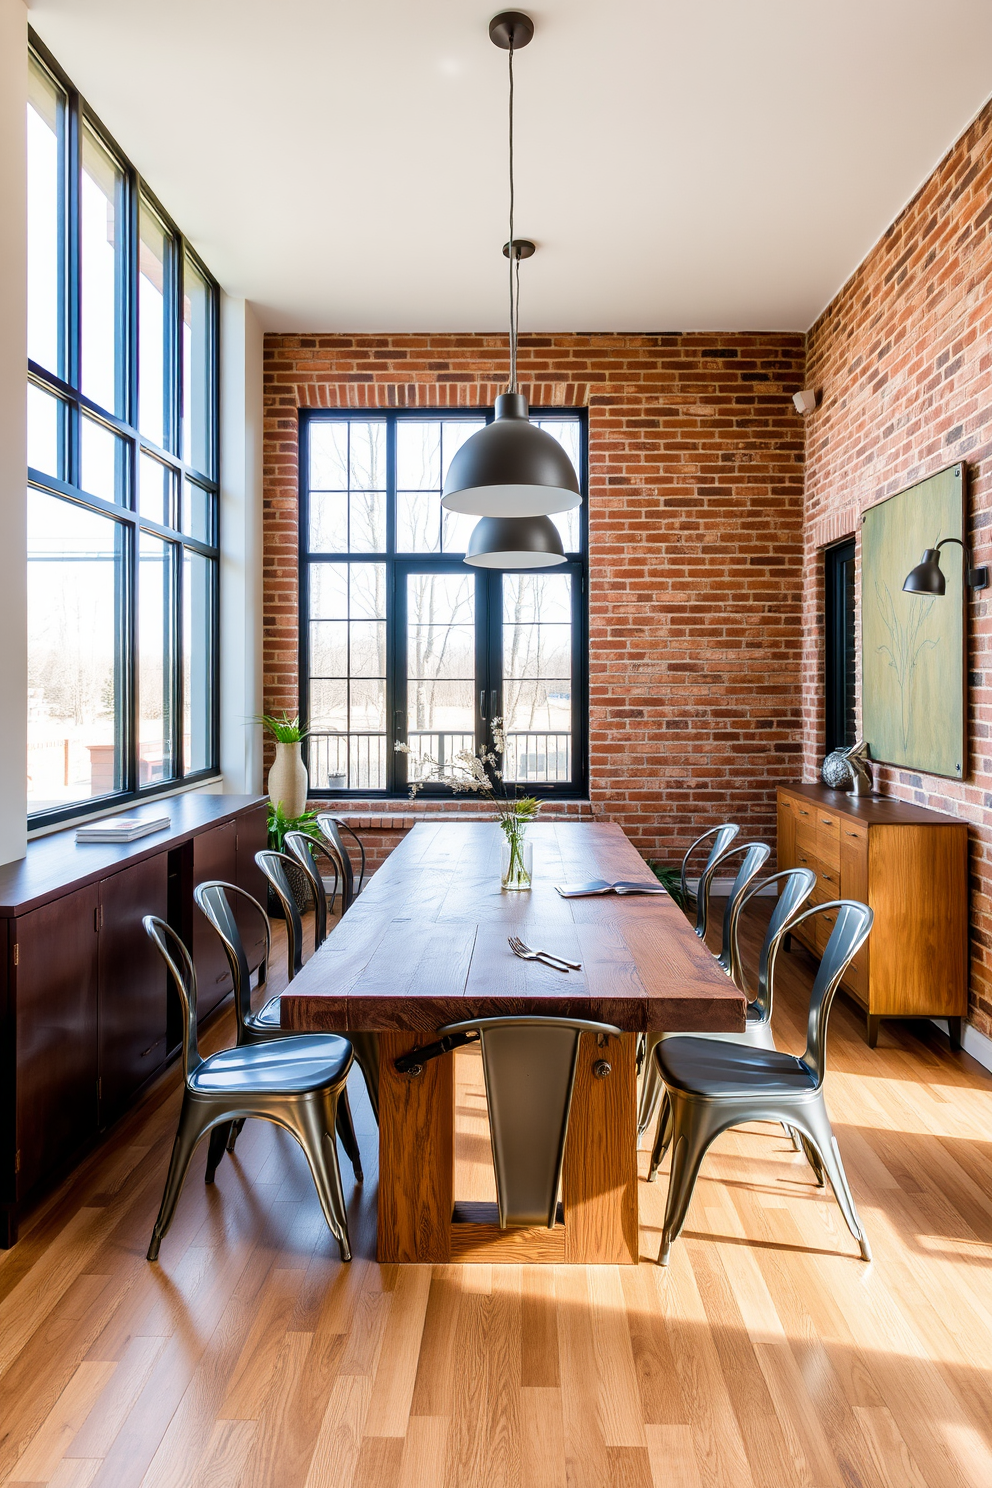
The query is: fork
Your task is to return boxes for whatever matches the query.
[508,936,582,972]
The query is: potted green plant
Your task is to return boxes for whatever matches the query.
[266,801,321,916]
[259,712,310,818]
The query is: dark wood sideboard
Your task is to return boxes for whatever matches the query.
[0,793,268,1246]
[777,783,968,1047]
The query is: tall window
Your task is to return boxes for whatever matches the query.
[300,411,587,797]
[824,539,857,753]
[26,37,219,825]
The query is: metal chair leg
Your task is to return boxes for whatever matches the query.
[797,1132,825,1186]
[658,1102,718,1265]
[348,1032,380,1123]
[335,1086,364,1183]
[204,1123,230,1184]
[147,1099,207,1261]
[289,1099,352,1261]
[647,1090,673,1182]
[226,1117,246,1153]
[637,1035,663,1136]
[794,1099,871,1261]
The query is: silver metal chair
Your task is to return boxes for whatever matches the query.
[638,841,771,1137]
[315,814,367,914]
[647,900,874,1266]
[192,879,364,1178]
[142,916,355,1263]
[255,847,380,1124]
[680,822,740,940]
[284,830,340,950]
[401,1015,620,1228]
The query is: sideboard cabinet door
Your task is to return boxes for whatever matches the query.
[98,854,169,1126]
[14,885,99,1199]
[192,819,238,1019]
[236,803,269,973]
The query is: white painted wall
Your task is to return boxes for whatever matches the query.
[0,0,28,866]
[218,295,264,794]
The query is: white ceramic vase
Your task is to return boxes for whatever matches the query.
[268,741,309,818]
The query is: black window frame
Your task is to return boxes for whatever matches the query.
[26,31,221,831]
[298,406,589,800]
[824,538,857,754]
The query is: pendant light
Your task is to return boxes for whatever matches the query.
[464,513,566,568]
[442,11,581,520]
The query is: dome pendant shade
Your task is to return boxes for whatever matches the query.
[902,549,946,595]
[464,513,567,568]
[441,393,581,516]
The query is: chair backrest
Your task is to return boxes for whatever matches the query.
[194,880,270,1036]
[254,849,305,979]
[728,866,816,1010]
[715,842,771,972]
[787,900,874,1085]
[435,1014,622,1229]
[284,831,339,949]
[142,916,202,1082]
[315,814,366,911]
[680,823,740,938]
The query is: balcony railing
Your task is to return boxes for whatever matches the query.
[307,729,572,791]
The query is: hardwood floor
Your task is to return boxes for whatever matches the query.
[3,901,992,1487]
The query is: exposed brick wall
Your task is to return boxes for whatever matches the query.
[263,333,806,869]
[803,99,992,1037]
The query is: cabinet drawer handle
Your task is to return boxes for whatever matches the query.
[819,817,835,827]
[140,1040,162,1058]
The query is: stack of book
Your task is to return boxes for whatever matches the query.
[75,814,171,844]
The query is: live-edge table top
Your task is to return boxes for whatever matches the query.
[281,821,745,1035]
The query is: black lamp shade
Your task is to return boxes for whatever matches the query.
[463,514,567,569]
[442,393,581,516]
[902,549,946,595]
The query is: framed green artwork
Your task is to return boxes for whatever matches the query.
[861,462,966,779]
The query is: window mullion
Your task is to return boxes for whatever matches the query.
[385,415,397,792]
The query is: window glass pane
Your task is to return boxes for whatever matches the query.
[397,491,439,553]
[348,422,386,489]
[27,490,123,811]
[27,58,65,376]
[395,420,485,553]
[183,550,213,773]
[80,124,125,415]
[535,420,582,551]
[310,422,348,489]
[397,422,440,489]
[81,415,126,503]
[502,572,572,784]
[307,561,387,790]
[138,532,176,782]
[406,573,476,774]
[139,451,173,525]
[27,383,64,478]
[182,479,212,543]
[138,201,172,448]
[182,256,212,474]
[310,492,348,552]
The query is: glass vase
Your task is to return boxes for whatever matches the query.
[500,822,533,890]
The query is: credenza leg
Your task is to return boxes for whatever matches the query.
[947,1017,963,1052]
[866,1015,880,1049]
[0,1205,17,1248]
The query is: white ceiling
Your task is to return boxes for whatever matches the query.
[27,0,992,334]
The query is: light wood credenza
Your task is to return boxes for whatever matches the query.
[777,783,968,1048]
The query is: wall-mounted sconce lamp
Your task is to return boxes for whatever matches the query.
[902,537,989,595]
[793,388,818,416]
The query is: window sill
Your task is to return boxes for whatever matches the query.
[315,798,595,832]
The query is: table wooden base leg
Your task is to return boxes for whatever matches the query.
[563,1032,639,1264]
[376,1029,639,1265]
[377,1030,453,1263]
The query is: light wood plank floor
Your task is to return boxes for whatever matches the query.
[3,902,992,1488]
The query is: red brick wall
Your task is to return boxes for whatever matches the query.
[803,99,992,1037]
[263,333,806,868]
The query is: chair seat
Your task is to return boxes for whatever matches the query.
[188,1034,352,1096]
[656,1037,817,1098]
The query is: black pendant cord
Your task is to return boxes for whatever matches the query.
[507,39,517,394]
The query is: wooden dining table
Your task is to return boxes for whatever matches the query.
[281,820,746,1265]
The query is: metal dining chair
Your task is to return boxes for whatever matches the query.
[680,822,740,940]
[284,829,340,950]
[638,841,771,1138]
[193,879,364,1178]
[396,1015,621,1229]
[315,814,367,914]
[256,847,380,1123]
[142,916,356,1263]
[647,899,874,1266]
